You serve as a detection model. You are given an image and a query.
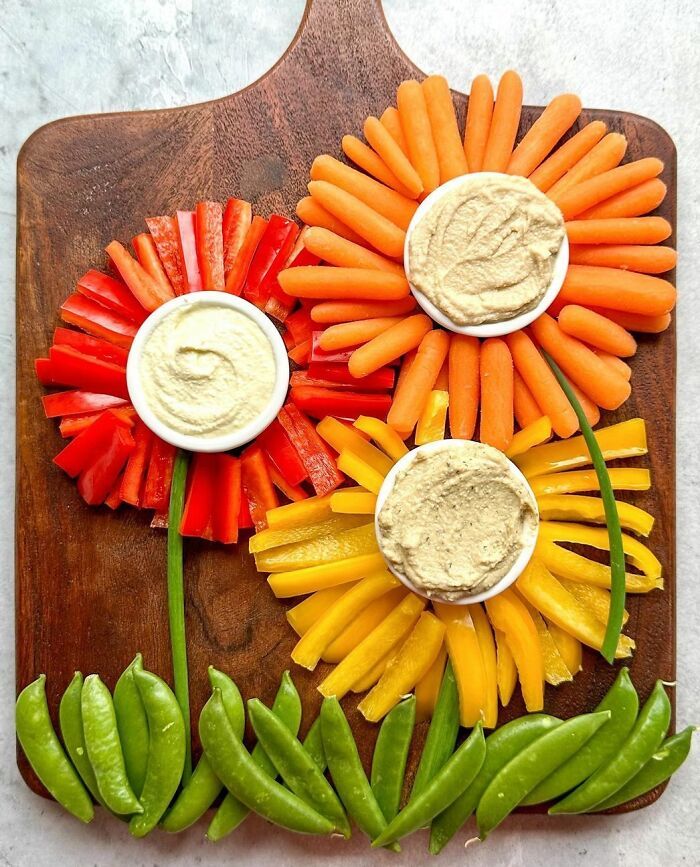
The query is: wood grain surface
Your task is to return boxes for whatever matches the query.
[15,0,676,813]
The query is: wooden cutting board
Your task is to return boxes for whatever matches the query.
[16,0,676,812]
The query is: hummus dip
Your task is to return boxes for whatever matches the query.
[138,300,277,439]
[377,441,538,602]
[407,173,565,326]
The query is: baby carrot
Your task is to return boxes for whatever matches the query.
[481,70,523,173]
[547,133,627,199]
[568,379,600,428]
[303,227,405,276]
[363,117,424,198]
[513,369,542,429]
[565,217,671,246]
[593,349,632,381]
[311,298,416,324]
[307,181,406,259]
[558,305,637,357]
[529,121,607,192]
[340,135,416,199]
[463,74,494,173]
[559,264,676,316]
[396,79,441,195]
[393,348,418,404]
[507,94,582,177]
[434,356,450,392]
[587,306,672,334]
[348,314,433,379]
[296,196,368,247]
[422,75,469,183]
[479,338,514,451]
[387,330,450,438]
[568,244,676,274]
[320,317,406,351]
[448,334,480,439]
[580,178,667,220]
[279,266,409,301]
[380,107,409,154]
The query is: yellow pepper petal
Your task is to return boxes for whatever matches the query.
[266,493,335,530]
[250,513,370,553]
[558,578,629,626]
[317,416,393,475]
[415,390,449,445]
[323,588,407,663]
[529,467,651,496]
[546,619,583,676]
[354,416,409,462]
[255,522,378,572]
[330,490,378,515]
[535,494,654,537]
[470,604,499,729]
[336,450,386,495]
[518,595,573,686]
[433,602,487,727]
[286,584,356,636]
[494,628,517,707]
[414,643,447,722]
[536,538,661,593]
[267,552,386,598]
[506,416,552,458]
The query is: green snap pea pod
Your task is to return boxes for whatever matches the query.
[302,717,326,771]
[478,710,611,839]
[248,698,350,837]
[592,726,695,812]
[551,680,672,814]
[81,674,142,815]
[522,667,639,805]
[129,667,186,837]
[161,667,244,833]
[59,672,105,807]
[410,660,459,800]
[207,670,303,842]
[16,675,94,824]
[430,714,561,854]
[371,696,416,822]
[373,722,485,848]
[113,654,149,797]
[200,689,333,835]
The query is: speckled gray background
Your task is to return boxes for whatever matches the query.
[1,1,698,864]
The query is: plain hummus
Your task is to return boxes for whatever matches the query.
[377,441,538,601]
[408,173,565,326]
[139,300,276,439]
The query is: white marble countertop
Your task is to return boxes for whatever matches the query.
[1,1,698,864]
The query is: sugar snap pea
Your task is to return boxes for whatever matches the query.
[16,675,94,824]
[410,660,459,800]
[478,710,611,838]
[522,667,639,805]
[551,680,672,814]
[81,674,142,815]
[302,717,326,772]
[59,672,105,807]
[373,722,485,847]
[371,696,415,822]
[200,689,333,835]
[113,654,149,797]
[129,667,186,837]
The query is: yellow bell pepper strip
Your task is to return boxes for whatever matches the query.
[536,494,654,537]
[354,416,409,462]
[316,416,393,476]
[268,552,386,598]
[255,522,378,572]
[266,493,334,530]
[291,571,399,670]
[322,588,407,663]
[518,596,573,686]
[505,416,552,459]
[433,602,487,727]
[470,604,499,729]
[414,644,447,722]
[286,585,354,636]
[336,450,386,495]
[484,590,544,712]
[318,594,426,700]
[546,619,582,676]
[529,467,651,497]
[558,578,629,626]
[536,538,660,593]
[516,559,635,658]
[351,648,395,694]
[358,612,446,722]
[514,418,647,478]
[250,513,371,553]
[414,390,449,445]
[494,629,517,707]
[330,490,378,515]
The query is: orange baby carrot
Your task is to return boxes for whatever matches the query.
[529,121,607,192]
[363,117,424,198]
[387,329,450,438]
[296,196,368,247]
[434,356,450,392]
[513,369,542,429]
[529,313,631,410]
[547,133,628,199]
[558,304,637,357]
[505,330,578,438]
[278,266,409,301]
[559,264,676,316]
[479,338,514,452]
[380,107,409,154]
[340,135,416,199]
[307,181,406,259]
[396,79,441,195]
[303,227,405,276]
[568,378,600,427]
[565,216,672,246]
[593,349,632,381]
[348,314,433,379]
[319,316,405,351]
[568,244,677,274]
[422,75,469,182]
[482,70,523,173]
[448,334,480,439]
[507,94,582,177]
[463,73,494,173]
[587,306,672,334]
[580,178,667,220]
[310,297,416,324]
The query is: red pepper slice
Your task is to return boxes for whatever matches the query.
[106,240,174,311]
[105,473,125,510]
[264,229,320,321]
[225,216,268,295]
[53,327,130,367]
[290,386,392,421]
[256,223,299,302]
[59,407,136,438]
[77,424,135,505]
[238,486,254,530]
[35,358,56,385]
[243,215,298,306]
[141,436,177,511]
[132,233,175,299]
[295,363,395,391]
[277,404,344,496]
[241,445,279,531]
[43,390,128,418]
[54,410,132,477]
[223,199,253,280]
[268,463,309,502]
[256,419,308,486]
[48,345,129,400]
[180,453,217,539]
[212,454,241,544]
[310,331,354,364]
[285,308,315,347]
[288,338,312,366]
[195,201,225,291]
[176,211,204,293]
[119,420,154,506]
[60,294,138,348]
[146,215,187,296]
[76,270,148,324]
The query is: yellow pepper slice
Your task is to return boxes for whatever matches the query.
[536,538,661,593]
[433,602,487,727]
[354,415,409,462]
[494,628,517,707]
[330,490,378,515]
[255,522,378,572]
[516,559,634,658]
[318,594,426,699]
[286,584,356,636]
[518,595,572,686]
[324,588,407,663]
[514,418,647,478]
[250,513,369,553]
[415,390,449,445]
[266,493,335,530]
[358,612,446,722]
[291,571,398,670]
[546,619,583,676]
[351,648,395,694]
[505,416,552,458]
[484,589,544,712]
[470,604,498,729]
[536,494,654,537]
[336,450,386,495]
[317,416,393,475]
[414,643,447,722]
[529,467,651,497]
[268,552,386,598]
[558,577,629,626]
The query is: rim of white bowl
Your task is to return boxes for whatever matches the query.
[404,172,569,338]
[374,439,539,605]
[126,291,290,454]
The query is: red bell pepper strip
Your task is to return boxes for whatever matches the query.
[288,339,312,366]
[146,215,187,296]
[238,487,254,530]
[268,463,309,502]
[195,201,225,291]
[54,410,132,477]
[256,223,299,301]
[294,364,395,391]
[180,453,217,538]
[283,330,296,350]
[290,386,392,421]
[106,240,174,310]
[256,419,308,486]
[176,211,203,293]
[243,215,298,306]
[77,424,135,505]
[132,233,175,299]
[277,404,344,496]
[48,345,129,400]
[76,270,148,323]
[285,308,315,347]
[241,445,279,531]
[142,436,177,511]
[60,294,138,348]
[59,406,136,438]
[212,454,241,544]
[223,198,253,280]
[35,358,56,385]
[119,420,154,506]
[225,216,268,295]
[310,331,354,364]
[43,390,128,419]
[105,473,125,510]
[53,327,130,367]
